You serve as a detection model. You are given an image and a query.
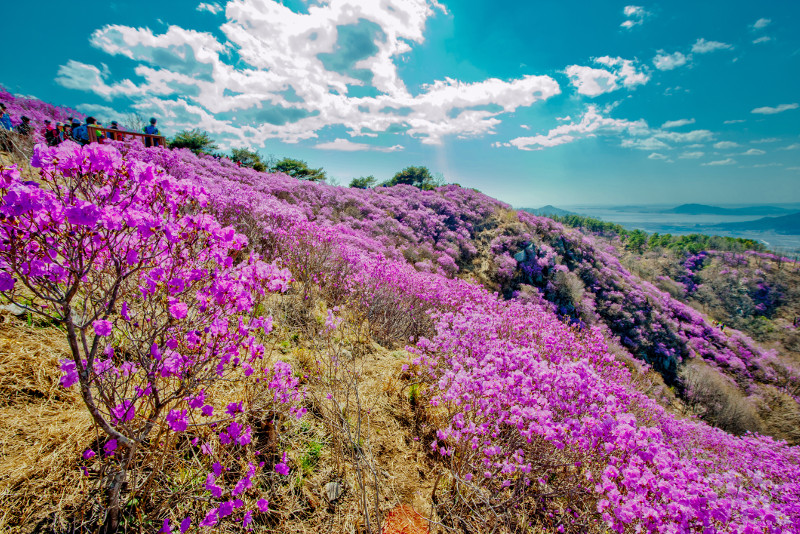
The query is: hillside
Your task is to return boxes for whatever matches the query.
[666,203,793,216]
[519,205,577,217]
[0,94,799,533]
[718,211,800,233]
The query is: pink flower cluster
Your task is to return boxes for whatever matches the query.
[0,141,304,527]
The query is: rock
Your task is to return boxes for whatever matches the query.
[324,481,343,503]
[0,303,27,316]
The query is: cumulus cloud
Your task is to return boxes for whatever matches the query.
[661,118,695,129]
[679,151,704,159]
[751,103,798,115]
[692,38,732,54]
[565,66,618,97]
[315,138,403,152]
[565,56,649,97]
[498,104,717,153]
[197,2,223,14]
[753,36,772,44]
[653,51,689,71]
[648,152,672,162]
[702,158,736,166]
[55,0,560,148]
[752,18,771,30]
[740,148,766,156]
[78,103,124,121]
[500,106,648,151]
[714,141,740,149]
[780,143,800,150]
[621,6,648,29]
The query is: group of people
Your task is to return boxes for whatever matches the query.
[1,103,161,147]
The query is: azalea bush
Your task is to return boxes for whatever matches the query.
[0,142,304,530]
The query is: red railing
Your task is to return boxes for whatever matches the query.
[88,126,166,147]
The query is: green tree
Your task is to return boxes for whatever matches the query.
[271,157,326,182]
[383,165,439,189]
[168,129,218,155]
[231,147,267,172]
[349,175,377,189]
[625,229,648,253]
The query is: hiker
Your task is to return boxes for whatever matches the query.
[69,119,82,143]
[143,117,159,147]
[0,104,11,131]
[44,120,60,146]
[107,120,121,141]
[72,117,103,145]
[16,116,32,136]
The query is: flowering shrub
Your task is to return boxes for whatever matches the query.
[0,142,304,529]
[412,299,800,532]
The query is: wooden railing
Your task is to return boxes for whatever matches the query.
[87,126,166,147]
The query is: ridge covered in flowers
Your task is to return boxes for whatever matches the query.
[0,103,798,531]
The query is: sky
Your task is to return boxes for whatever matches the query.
[2,0,800,207]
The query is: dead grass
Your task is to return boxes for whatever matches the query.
[0,313,94,533]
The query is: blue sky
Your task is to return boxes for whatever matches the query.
[3,0,799,206]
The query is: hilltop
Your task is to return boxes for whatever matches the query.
[0,91,799,533]
[718,211,800,234]
[665,203,794,216]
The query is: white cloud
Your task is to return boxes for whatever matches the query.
[661,118,695,129]
[679,151,704,159]
[751,103,798,115]
[752,137,779,143]
[780,143,800,150]
[703,158,736,166]
[752,18,771,30]
[714,141,740,149]
[78,103,123,121]
[723,119,745,124]
[556,116,572,121]
[692,38,732,54]
[593,56,650,87]
[565,57,649,97]
[653,51,689,71]
[56,1,560,148]
[197,2,223,14]
[753,36,772,44]
[740,148,766,156]
[621,6,649,29]
[520,124,530,129]
[565,65,618,97]
[648,152,672,162]
[315,138,403,152]
[502,106,648,151]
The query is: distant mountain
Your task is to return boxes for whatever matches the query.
[718,212,800,234]
[521,205,576,217]
[666,204,792,216]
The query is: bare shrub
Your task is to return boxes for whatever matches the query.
[679,361,762,435]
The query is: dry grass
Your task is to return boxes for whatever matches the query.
[0,313,94,533]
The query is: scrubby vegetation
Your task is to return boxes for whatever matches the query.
[1,91,799,533]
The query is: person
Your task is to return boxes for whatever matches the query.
[44,120,60,146]
[16,116,32,136]
[0,104,12,131]
[143,117,159,147]
[107,120,121,141]
[69,119,82,142]
[54,122,66,144]
[72,116,103,145]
